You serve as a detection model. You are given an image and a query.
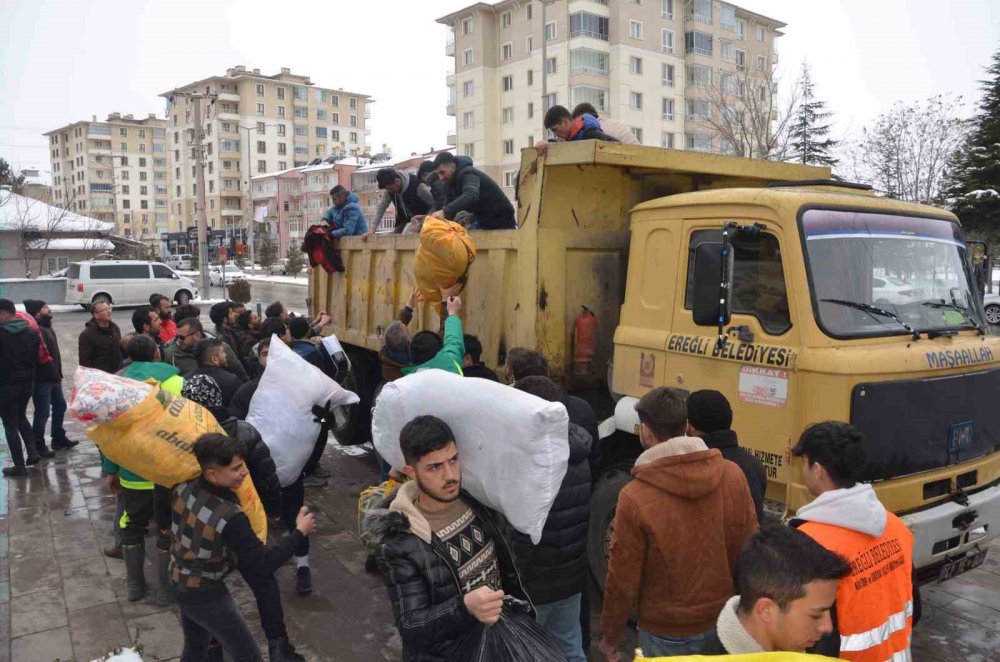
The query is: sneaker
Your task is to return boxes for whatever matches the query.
[2,466,28,477]
[310,465,331,479]
[302,474,327,489]
[295,566,312,595]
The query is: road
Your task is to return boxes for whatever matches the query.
[3,309,998,660]
[202,276,310,314]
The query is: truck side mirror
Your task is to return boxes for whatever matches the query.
[692,241,733,327]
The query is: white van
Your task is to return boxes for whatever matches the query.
[66,260,199,309]
[166,254,193,270]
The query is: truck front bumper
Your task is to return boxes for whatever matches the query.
[902,482,1000,582]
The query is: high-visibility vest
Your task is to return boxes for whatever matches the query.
[799,513,914,662]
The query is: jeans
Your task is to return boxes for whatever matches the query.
[243,572,288,641]
[178,591,261,662]
[280,477,309,556]
[534,593,587,662]
[32,381,67,449]
[639,629,707,657]
[0,382,38,467]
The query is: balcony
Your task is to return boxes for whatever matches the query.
[221,188,243,197]
[218,91,241,103]
[446,39,455,56]
[221,208,244,217]
[217,111,240,122]
[446,103,456,116]
[446,73,455,87]
[447,133,457,145]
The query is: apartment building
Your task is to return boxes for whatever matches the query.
[45,113,169,248]
[160,65,372,241]
[250,157,363,255]
[438,0,783,197]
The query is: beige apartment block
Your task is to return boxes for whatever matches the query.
[45,113,169,249]
[438,0,783,198]
[159,65,371,237]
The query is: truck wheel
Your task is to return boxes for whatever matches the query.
[588,466,634,589]
[331,347,379,446]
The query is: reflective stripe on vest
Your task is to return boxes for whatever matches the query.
[839,600,913,652]
[884,649,913,662]
[120,478,154,490]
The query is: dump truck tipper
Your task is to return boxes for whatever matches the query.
[310,142,1000,588]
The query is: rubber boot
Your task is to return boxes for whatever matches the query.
[267,637,306,662]
[155,550,172,607]
[122,544,146,601]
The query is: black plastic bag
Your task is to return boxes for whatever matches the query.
[448,596,567,661]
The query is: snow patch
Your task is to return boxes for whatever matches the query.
[967,189,999,199]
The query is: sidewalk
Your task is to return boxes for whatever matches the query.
[0,413,399,662]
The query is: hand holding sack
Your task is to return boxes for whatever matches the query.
[69,367,268,541]
[372,370,569,544]
[246,335,359,487]
[449,597,567,661]
[413,218,476,312]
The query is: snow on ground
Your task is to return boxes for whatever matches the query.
[15,303,82,313]
[244,274,308,286]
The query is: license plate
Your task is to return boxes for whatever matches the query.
[938,548,988,582]
[948,421,974,454]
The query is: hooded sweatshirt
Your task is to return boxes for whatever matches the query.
[793,483,886,537]
[0,318,39,384]
[600,436,758,645]
[400,316,465,376]
[323,191,368,237]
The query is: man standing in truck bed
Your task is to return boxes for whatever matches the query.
[429,152,516,230]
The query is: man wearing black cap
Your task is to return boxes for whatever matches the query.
[686,390,768,523]
[24,300,77,452]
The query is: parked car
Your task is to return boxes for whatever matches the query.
[166,254,193,270]
[267,258,305,275]
[984,292,1000,325]
[872,276,921,306]
[66,261,198,309]
[208,264,246,286]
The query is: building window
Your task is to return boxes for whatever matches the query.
[721,71,743,97]
[256,83,265,96]
[545,57,557,75]
[122,185,130,194]
[631,127,643,143]
[527,36,533,52]
[278,143,287,155]
[350,97,357,110]
[255,122,265,135]
[277,87,285,100]
[687,63,712,88]
[735,49,746,68]
[332,112,340,123]
[462,17,474,35]
[503,107,514,124]
[503,139,515,156]
[756,55,766,72]
[257,141,266,154]
[349,115,357,127]
[463,111,474,128]
[502,75,514,92]
[662,98,675,120]
[502,43,513,60]
[277,106,286,118]
[721,39,737,63]
[120,127,128,137]
[277,124,286,136]
[122,200,131,209]
[528,102,534,118]
[463,143,475,158]
[350,131,358,143]
[120,142,127,151]
[504,171,518,187]
[527,2,532,19]
[463,49,474,66]
[662,63,675,87]
[544,21,556,40]
[278,161,287,170]
[295,126,307,136]
[501,10,512,28]
[662,29,674,53]
[570,86,608,113]
[757,26,766,41]
[295,106,308,118]
[571,48,609,75]
[257,160,267,173]
[688,0,712,24]
[685,30,713,56]
[316,127,328,138]
[332,130,340,140]
[661,132,675,148]
[317,108,327,120]
[629,92,643,110]
[544,93,557,111]
[527,69,534,86]
[630,56,643,74]
[629,20,643,40]
[662,0,674,19]
[331,96,339,107]
[686,98,711,120]
[686,132,713,151]
[569,12,608,40]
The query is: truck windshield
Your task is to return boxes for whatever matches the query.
[802,209,984,338]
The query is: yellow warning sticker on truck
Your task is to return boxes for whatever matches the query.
[666,334,797,369]
[738,365,789,408]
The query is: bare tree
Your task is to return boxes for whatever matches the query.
[844,95,970,203]
[7,191,101,276]
[698,57,800,161]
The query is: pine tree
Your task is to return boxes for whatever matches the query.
[257,231,277,268]
[284,243,305,276]
[790,64,838,167]
[941,48,1000,242]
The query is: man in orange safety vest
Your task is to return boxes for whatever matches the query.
[790,422,918,662]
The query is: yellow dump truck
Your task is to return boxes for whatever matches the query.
[311,142,1000,587]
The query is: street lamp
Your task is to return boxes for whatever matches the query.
[240,122,281,274]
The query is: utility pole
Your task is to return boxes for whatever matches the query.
[541,0,548,111]
[192,94,211,298]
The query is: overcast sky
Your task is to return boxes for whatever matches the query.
[1,0,997,175]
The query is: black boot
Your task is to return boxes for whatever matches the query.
[295,566,312,595]
[122,543,146,601]
[155,550,172,607]
[267,637,306,662]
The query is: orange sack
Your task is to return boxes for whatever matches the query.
[413,218,477,311]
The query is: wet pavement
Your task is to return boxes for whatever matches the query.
[0,310,998,660]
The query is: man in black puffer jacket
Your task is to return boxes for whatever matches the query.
[511,376,591,662]
[180,375,305,662]
[430,152,516,230]
[363,415,532,661]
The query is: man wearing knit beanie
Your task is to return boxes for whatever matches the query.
[686,390,768,523]
[24,299,77,453]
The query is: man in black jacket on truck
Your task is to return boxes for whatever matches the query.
[363,415,532,661]
[429,152,516,230]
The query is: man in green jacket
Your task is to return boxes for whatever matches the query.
[105,335,184,604]
[400,295,465,376]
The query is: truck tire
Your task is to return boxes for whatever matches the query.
[588,466,634,589]
[330,347,379,446]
